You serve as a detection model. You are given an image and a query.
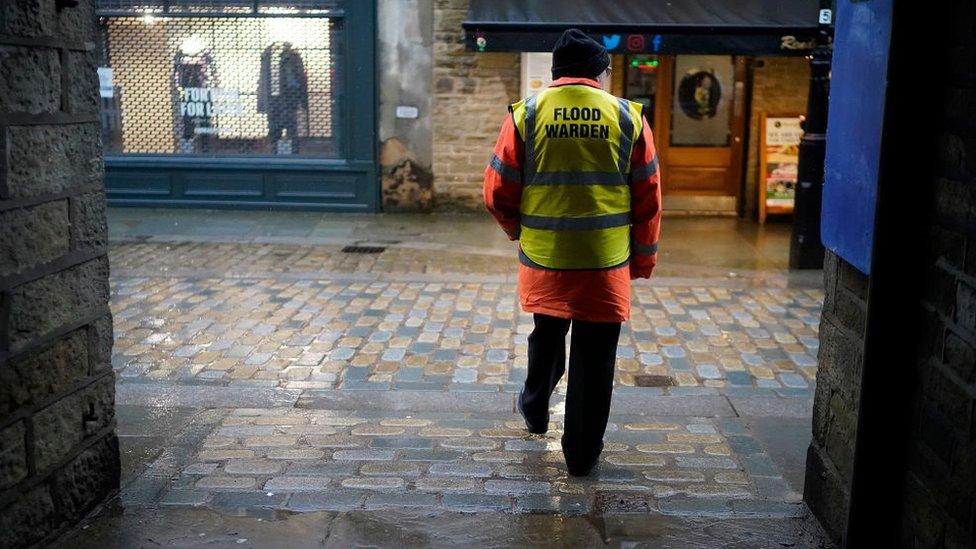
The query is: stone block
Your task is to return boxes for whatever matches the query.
[88,314,114,374]
[70,192,109,254]
[264,476,332,491]
[6,123,102,200]
[0,421,28,490]
[944,330,976,382]
[56,0,97,43]
[0,45,60,114]
[1,328,88,416]
[79,376,115,437]
[196,476,257,490]
[32,376,115,473]
[441,493,511,512]
[804,443,847,544]
[955,281,976,333]
[0,200,70,276]
[365,492,439,509]
[1,0,56,37]
[31,394,84,473]
[8,256,110,351]
[50,434,120,522]
[922,263,959,318]
[65,50,100,115]
[285,491,364,511]
[0,485,56,548]
[415,477,479,492]
[427,462,492,478]
[484,479,550,495]
[340,477,405,491]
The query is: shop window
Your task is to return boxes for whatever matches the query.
[97,1,343,158]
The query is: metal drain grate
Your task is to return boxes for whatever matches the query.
[341,245,386,254]
[633,374,675,387]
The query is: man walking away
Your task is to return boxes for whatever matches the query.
[483,29,662,477]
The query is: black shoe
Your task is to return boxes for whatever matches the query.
[516,389,548,434]
[565,442,604,477]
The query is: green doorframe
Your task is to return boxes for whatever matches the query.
[101,2,378,211]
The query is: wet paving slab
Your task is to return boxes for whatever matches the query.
[62,504,834,548]
[128,407,804,517]
[83,226,831,543]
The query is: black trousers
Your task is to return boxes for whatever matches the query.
[521,313,621,466]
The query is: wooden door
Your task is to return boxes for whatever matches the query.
[654,55,747,209]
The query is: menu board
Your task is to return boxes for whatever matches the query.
[520,52,553,98]
[759,114,803,222]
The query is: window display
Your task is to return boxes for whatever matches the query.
[99,12,340,157]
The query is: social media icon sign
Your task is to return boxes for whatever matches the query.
[602,35,621,50]
[626,34,645,52]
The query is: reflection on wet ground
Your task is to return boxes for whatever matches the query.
[60,209,833,547]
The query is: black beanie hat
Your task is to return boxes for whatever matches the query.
[551,28,610,79]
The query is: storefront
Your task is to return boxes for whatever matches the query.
[464,0,823,216]
[96,0,376,210]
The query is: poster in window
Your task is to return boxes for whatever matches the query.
[759,114,803,223]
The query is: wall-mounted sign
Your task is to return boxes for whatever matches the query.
[821,0,893,274]
[759,113,803,223]
[97,67,114,98]
[395,105,419,119]
[520,52,552,98]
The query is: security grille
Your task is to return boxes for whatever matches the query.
[97,1,342,15]
[98,3,342,157]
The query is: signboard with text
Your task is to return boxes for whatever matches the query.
[759,114,803,223]
[520,52,552,98]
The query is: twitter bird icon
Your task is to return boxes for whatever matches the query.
[602,34,621,50]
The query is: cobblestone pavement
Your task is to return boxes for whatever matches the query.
[105,211,827,541]
[110,242,821,393]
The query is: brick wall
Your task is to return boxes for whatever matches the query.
[432,0,520,210]
[0,1,119,546]
[745,57,809,219]
[897,4,976,545]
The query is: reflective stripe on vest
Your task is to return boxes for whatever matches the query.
[511,86,643,270]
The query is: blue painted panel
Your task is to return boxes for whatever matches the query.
[820,0,893,275]
[105,170,172,196]
[182,172,264,197]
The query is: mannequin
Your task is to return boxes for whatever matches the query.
[257,41,309,154]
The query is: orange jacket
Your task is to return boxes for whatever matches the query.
[484,77,662,323]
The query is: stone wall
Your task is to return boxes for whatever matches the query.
[0,1,119,546]
[804,250,867,540]
[807,4,976,545]
[432,0,520,210]
[745,57,809,219]
[896,4,976,544]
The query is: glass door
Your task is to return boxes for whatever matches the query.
[653,55,747,209]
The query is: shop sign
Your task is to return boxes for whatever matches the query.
[520,52,552,98]
[97,67,113,98]
[759,114,803,222]
[179,88,244,135]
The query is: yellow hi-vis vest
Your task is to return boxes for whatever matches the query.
[511,85,643,270]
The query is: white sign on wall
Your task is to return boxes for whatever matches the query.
[97,67,114,98]
[520,52,553,98]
